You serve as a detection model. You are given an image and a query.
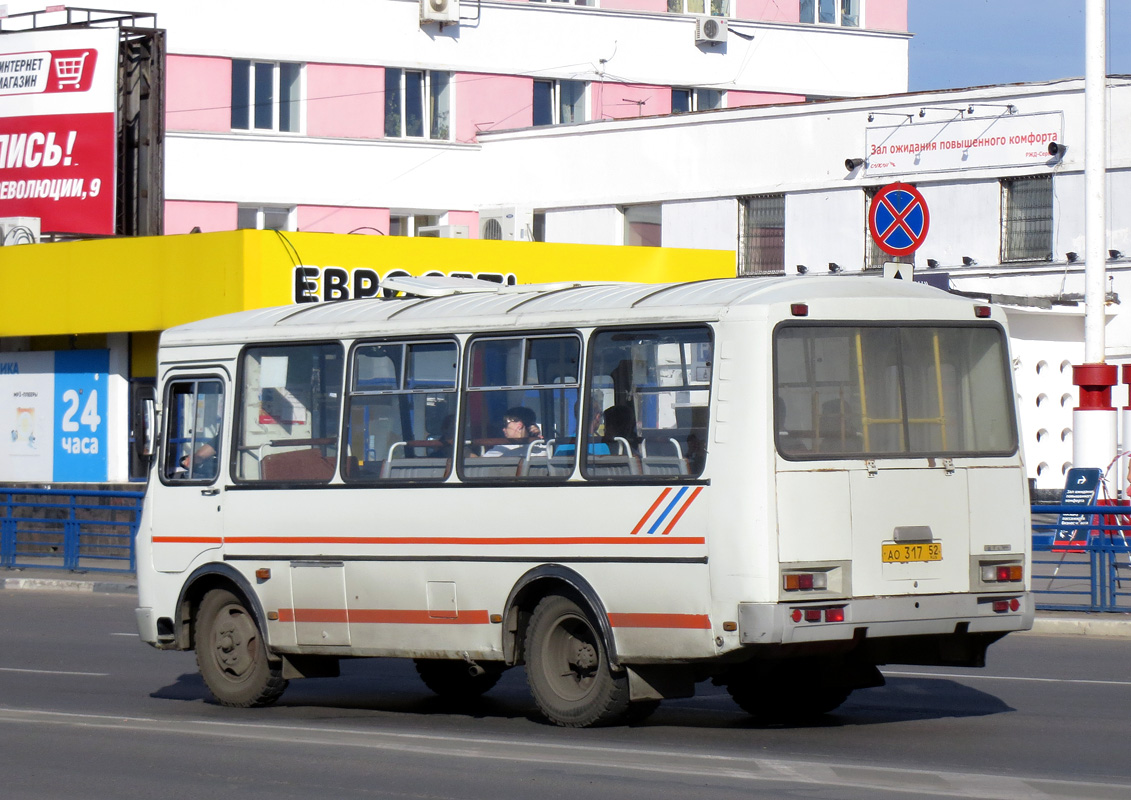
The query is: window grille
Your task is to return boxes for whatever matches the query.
[739,194,784,274]
[1001,175,1053,263]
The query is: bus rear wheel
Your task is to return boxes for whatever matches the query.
[195,588,287,707]
[525,594,630,727]
[415,658,505,699]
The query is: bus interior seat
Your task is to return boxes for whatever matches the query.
[260,448,337,481]
[640,437,689,476]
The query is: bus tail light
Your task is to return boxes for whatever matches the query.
[783,571,829,591]
[991,598,1021,613]
[790,605,846,624]
[981,563,1023,583]
[974,305,992,318]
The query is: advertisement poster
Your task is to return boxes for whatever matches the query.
[0,27,118,235]
[0,349,108,482]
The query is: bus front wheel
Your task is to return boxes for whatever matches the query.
[525,594,630,727]
[195,588,287,707]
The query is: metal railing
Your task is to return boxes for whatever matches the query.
[1031,503,1131,612]
[0,488,143,573]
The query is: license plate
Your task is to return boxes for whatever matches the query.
[882,542,942,563]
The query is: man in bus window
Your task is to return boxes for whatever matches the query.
[483,406,540,457]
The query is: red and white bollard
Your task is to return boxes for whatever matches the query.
[1073,363,1118,494]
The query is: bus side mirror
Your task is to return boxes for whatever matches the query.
[139,396,157,458]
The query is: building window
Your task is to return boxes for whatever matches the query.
[1001,175,1053,263]
[864,187,914,271]
[799,0,860,27]
[238,206,294,231]
[389,214,440,236]
[384,69,451,140]
[231,60,302,132]
[533,80,586,126]
[671,88,726,114]
[739,194,785,274]
[667,0,729,14]
[623,204,662,247]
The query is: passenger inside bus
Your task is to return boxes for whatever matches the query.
[601,404,639,453]
[482,406,541,457]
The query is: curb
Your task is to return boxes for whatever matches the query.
[0,576,136,595]
[1025,616,1131,638]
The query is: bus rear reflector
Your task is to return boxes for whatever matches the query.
[974,305,992,318]
[791,303,809,317]
[824,607,845,623]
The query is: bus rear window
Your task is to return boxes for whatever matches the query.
[774,324,1016,459]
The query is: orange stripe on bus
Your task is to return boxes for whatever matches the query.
[631,488,672,535]
[152,536,223,544]
[661,486,704,536]
[277,608,490,625]
[214,535,705,546]
[607,612,712,630]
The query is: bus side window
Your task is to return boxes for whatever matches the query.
[461,334,580,481]
[583,326,712,479]
[162,378,224,483]
[344,340,458,482]
[235,343,344,483]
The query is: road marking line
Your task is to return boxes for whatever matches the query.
[885,670,1131,687]
[0,667,108,677]
[0,707,1124,799]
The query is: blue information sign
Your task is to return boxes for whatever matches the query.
[1054,468,1103,548]
[52,349,108,482]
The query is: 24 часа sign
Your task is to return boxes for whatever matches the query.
[0,349,108,482]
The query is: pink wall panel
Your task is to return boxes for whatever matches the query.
[306,63,384,139]
[163,200,238,234]
[734,0,797,21]
[297,205,391,234]
[726,90,806,108]
[447,210,479,237]
[456,73,535,142]
[864,0,907,31]
[595,83,671,120]
[166,55,231,133]
[601,0,667,11]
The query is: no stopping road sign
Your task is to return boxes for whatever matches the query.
[869,183,930,257]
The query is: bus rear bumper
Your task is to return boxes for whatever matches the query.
[738,592,1034,646]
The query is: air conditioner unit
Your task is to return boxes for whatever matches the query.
[479,207,534,242]
[420,0,460,24]
[694,17,728,44]
[416,225,469,239]
[0,217,40,246]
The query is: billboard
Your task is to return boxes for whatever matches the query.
[0,349,109,482]
[865,112,1064,175]
[0,27,118,235]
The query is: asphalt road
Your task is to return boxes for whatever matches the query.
[2,590,1130,800]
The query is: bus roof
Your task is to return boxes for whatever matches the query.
[159,275,987,348]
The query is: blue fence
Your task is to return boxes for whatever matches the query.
[1031,503,1131,613]
[0,488,144,573]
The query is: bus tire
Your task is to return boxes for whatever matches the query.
[195,588,287,708]
[525,594,630,727]
[415,658,505,699]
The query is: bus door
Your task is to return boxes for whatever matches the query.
[151,372,228,573]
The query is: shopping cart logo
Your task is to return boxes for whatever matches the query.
[54,51,88,89]
[630,486,703,536]
[0,48,98,96]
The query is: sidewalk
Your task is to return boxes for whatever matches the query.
[2,567,1129,637]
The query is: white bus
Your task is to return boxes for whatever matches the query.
[134,275,1032,727]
